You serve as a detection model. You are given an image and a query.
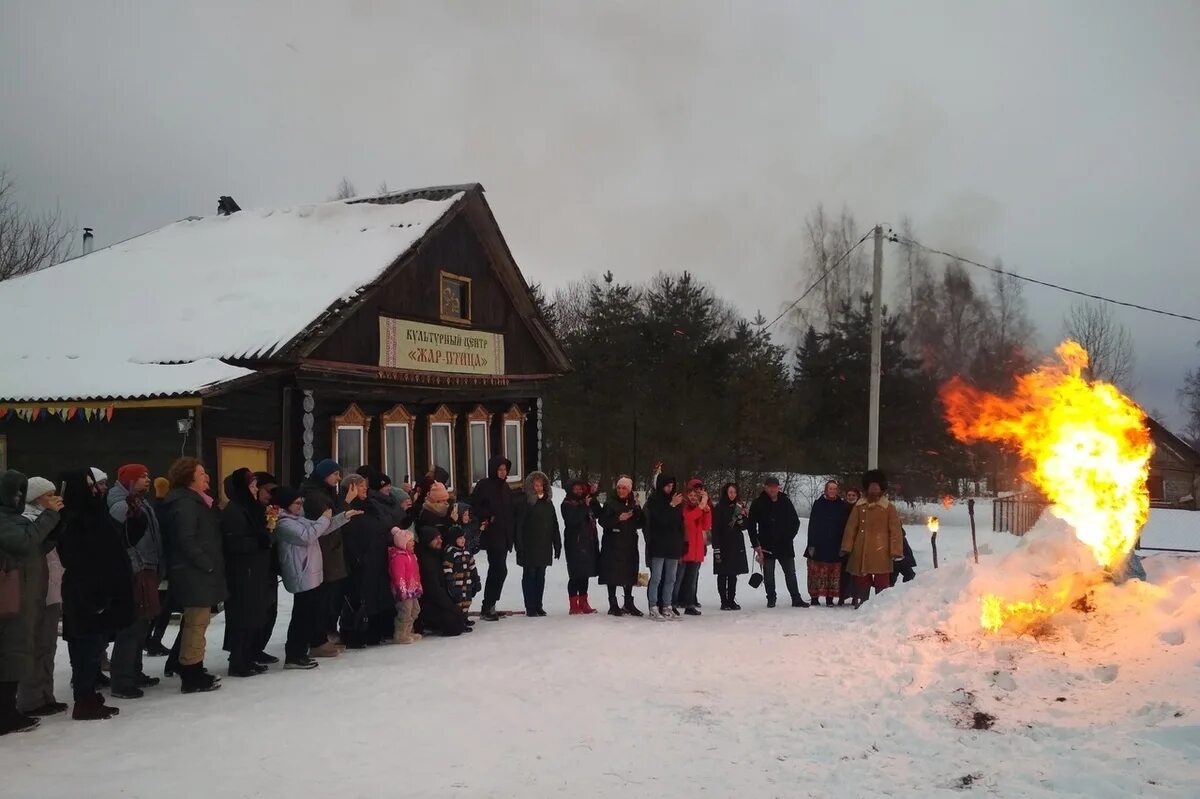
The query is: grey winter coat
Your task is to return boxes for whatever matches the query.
[0,471,60,682]
[107,482,164,577]
[159,487,228,607]
[276,510,353,594]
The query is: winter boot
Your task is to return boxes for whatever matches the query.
[26,701,68,717]
[664,607,682,622]
[648,607,665,621]
[608,595,624,616]
[792,596,810,608]
[729,583,741,611]
[825,597,836,607]
[0,682,40,735]
[767,596,777,609]
[72,693,119,721]
[569,595,582,615]
[310,642,341,658]
[580,593,598,614]
[253,651,280,665]
[480,604,501,622]
[179,664,221,694]
[684,606,701,616]
[622,595,643,617]
[284,656,319,670]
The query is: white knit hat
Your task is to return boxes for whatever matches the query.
[25,476,55,503]
[90,467,108,484]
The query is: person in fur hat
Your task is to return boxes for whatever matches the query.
[515,472,560,617]
[414,490,466,636]
[840,469,903,608]
[387,528,422,644]
[598,476,644,617]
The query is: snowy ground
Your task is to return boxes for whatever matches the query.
[2,497,1199,798]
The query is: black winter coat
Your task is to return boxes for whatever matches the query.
[747,491,801,559]
[516,476,561,569]
[220,473,274,632]
[160,487,228,608]
[711,493,749,576]
[300,476,346,582]
[805,496,852,563]
[561,489,600,579]
[57,470,135,640]
[342,497,395,616]
[414,540,466,636]
[598,494,643,586]
[470,455,515,553]
[643,474,685,562]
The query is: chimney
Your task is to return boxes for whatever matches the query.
[217,196,241,216]
[82,227,94,256]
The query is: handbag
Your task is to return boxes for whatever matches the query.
[748,549,765,590]
[635,570,650,588]
[133,569,162,620]
[0,567,20,618]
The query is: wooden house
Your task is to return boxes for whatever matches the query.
[1147,417,1200,509]
[0,184,568,496]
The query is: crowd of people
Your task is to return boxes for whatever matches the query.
[0,451,916,736]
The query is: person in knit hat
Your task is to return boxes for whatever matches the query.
[13,477,67,722]
[299,458,346,649]
[387,528,422,644]
[106,464,163,699]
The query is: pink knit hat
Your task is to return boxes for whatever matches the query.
[392,527,414,549]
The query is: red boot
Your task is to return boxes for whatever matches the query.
[568,595,582,615]
[580,593,598,614]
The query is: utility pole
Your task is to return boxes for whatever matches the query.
[868,225,883,470]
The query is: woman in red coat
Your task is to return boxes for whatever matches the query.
[672,479,711,616]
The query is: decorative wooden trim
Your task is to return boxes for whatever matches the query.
[439,271,473,325]
[0,397,202,411]
[215,437,276,506]
[466,405,492,486]
[502,404,525,482]
[380,404,416,485]
[331,402,371,468]
[427,404,458,491]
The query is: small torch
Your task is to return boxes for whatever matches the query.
[927,516,940,569]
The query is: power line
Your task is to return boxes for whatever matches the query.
[893,235,1200,325]
[762,230,873,333]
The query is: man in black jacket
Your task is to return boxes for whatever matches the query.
[470,455,515,621]
[747,477,808,608]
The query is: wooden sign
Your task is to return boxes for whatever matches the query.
[379,316,505,376]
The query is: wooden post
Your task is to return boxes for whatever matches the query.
[968,498,979,563]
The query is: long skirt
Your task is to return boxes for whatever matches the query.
[807,560,842,599]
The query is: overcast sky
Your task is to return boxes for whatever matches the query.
[3,1,1198,430]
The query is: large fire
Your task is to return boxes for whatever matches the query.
[940,340,1153,633]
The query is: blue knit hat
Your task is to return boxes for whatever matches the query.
[313,458,341,481]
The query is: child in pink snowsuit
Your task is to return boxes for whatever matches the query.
[388,528,423,643]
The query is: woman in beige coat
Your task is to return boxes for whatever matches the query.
[840,470,902,608]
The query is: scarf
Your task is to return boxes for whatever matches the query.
[193,487,214,509]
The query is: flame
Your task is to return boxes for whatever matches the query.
[927,516,940,534]
[941,495,954,509]
[940,341,1152,633]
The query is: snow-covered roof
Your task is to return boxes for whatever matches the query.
[0,358,255,402]
[0,193,462,363]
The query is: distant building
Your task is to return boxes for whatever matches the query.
[0,184,568,497]
[1146,418,1200,509]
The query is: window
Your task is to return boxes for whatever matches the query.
[1148,475,1165,502]
[380,404,415,486]
[331,403,370,474]
[427,404,458,491]
[503,405,525,482]
[440,272,472,323]
[467,406,491,485]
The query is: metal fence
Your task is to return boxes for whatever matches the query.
[992,494,1048,536]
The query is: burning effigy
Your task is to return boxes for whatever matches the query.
[940,341,1153,634]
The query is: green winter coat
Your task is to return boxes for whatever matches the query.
[515,473,561,569]
[160,487,228,608]
[0,471,60,682]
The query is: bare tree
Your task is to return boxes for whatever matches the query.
[1180,343,1200,447]
[0,170,73,281]
[894,215,932,325]
[786,204,869,334]
[938,260,993,380]
[331,177,357,200]
[377,180,389,195]
[1063,300,1135,388]
[987,260,1034,356]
